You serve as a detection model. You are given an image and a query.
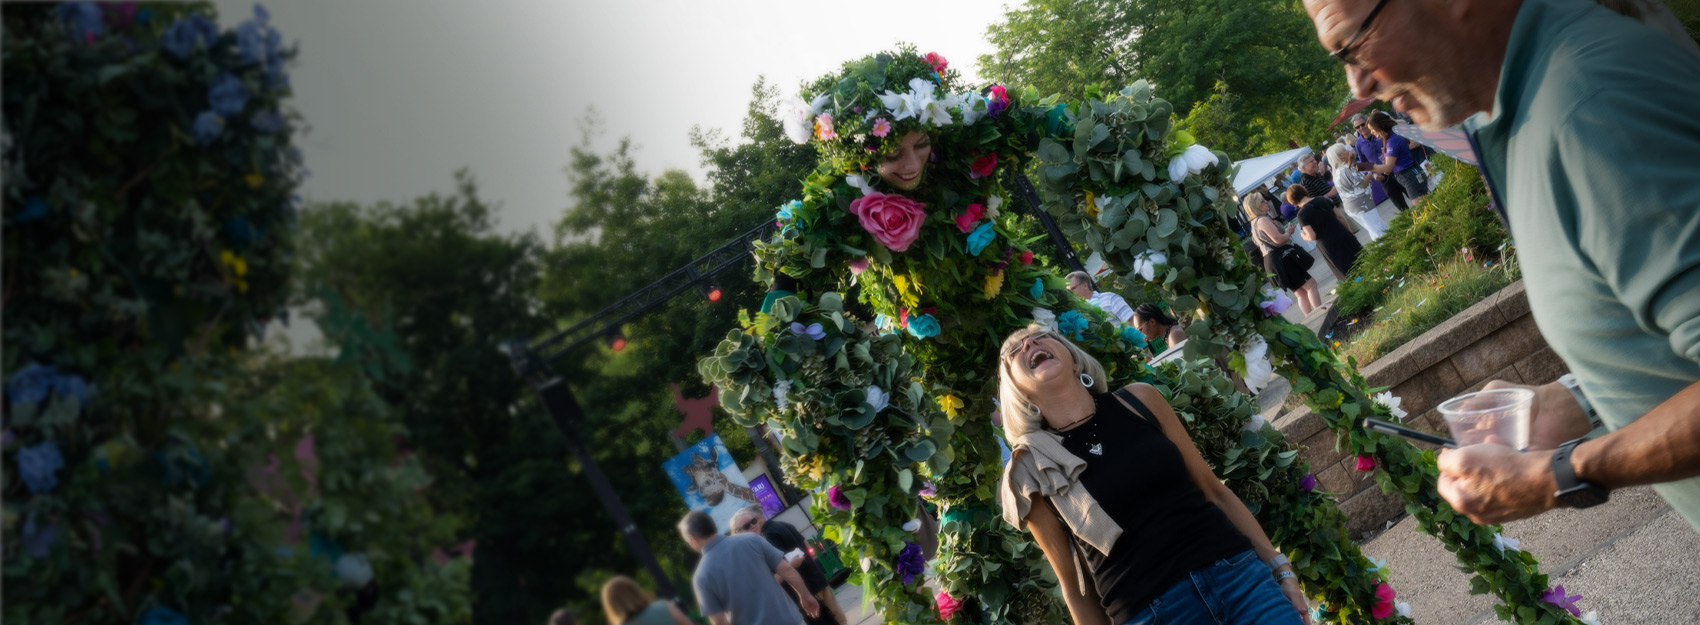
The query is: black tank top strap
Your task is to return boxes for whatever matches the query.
[1106,388,1160,432]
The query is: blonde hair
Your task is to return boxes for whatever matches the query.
[1325,143,1354,170]
[601,576,654,625]
[1241,193,1269,221]
[997,324,1108,444]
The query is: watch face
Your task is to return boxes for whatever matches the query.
[1558,484,1609,509]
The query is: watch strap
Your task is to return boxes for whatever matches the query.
[1551,438,1585,490]
[1265,554,1291,571]
[1274,569,1297,582]
[1558,374,1603,429]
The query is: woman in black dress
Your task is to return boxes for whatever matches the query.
[1241,194,1321,315]
[1288,184,1362,281]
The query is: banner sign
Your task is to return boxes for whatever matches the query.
[662,434,757,534]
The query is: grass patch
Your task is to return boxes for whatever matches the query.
[1338,255,1521,366]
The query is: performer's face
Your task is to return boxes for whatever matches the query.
[1002,331,1073,393]
[877,131,932,191]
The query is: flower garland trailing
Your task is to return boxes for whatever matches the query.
[1036,83,1587,624]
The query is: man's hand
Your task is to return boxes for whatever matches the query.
[1437,444,1559,524]
[799,593,821,618]
[1482,380,1591,450]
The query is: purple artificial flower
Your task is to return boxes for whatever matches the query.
[18,441,66,494]
[827,484,851,510]
[23,516,58,558]
[895,541,926,584]
[55,3,105,43]
[16,197,50,223]
[1299,473,1317,492]
[161,13,218,60]
[918,481,936,498]
[193,111,224,145]
[208,73,250,116]
[7,363,57,406]
[1541,585,1582,617]
[789,322,826,341]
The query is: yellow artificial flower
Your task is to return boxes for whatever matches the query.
[939,394,964,419]
[1082,190,1099,219]
[983,273,1005,300]
[893,273,921,309]
[245,173,265,189]
[220,250,250,292]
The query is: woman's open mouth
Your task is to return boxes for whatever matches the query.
[1026,349,1055,372]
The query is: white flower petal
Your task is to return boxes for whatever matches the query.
[866,385,889,413]
[986,195,1002,218]
[1241,413,1266,432]
[1030,308,1059,332]
[1181,144,1219,174]
[879,90,917,121]
[1395,601,1412,618]
[845,174,875,197]
[1240,337,1275,394]
[901,519,922,532]
[1167,156,1190,182]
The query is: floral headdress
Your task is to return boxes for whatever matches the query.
[781,46,1011,175]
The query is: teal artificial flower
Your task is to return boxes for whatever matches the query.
[1057,310,1088,340]
[1029,279,1045,301]
[1120,325,1147,348]
[966,222,996,256]
[905,314,941,339]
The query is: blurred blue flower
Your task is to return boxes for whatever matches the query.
[7,364,57,406]
[23,516,58,558]
[193,111,224,145]
[1120,325,1147,348]
[776,199,800,221]
[140,606,189,625]
[905,314,941,339]
[208,73,249,116]
[55,2,104,43]
[966,221,996,256]
[1029,279,1045,301]
[250,110,284,134]
[18,441,65,494]
[237,5,281,65]
[226,216,266,247]
[16,197,50,223]
[51,374,90,407]
[161,14,217,60]
[1057,310,1088,340]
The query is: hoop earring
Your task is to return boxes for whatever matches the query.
[1079,373,1095,387]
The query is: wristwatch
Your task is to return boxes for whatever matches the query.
[1557,374,1603,429]
[1551,437,1609,509]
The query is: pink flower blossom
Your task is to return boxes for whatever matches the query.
[925,52,949,74]
[918,481,936,498]
[969,153,997,179]
[1372,583,1397,619]
[814,113,836,140]
[954,203,986,233]
[871,118,892,138]
[1355,455,1377,471]
[827,484,851,510]
[935,590,963,621]
[1020,251,1034,265]
[847,192,927,252]
[849,258,870,274]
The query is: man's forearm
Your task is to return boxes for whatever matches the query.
[1573,380,1700,489]
[777,562,811,597]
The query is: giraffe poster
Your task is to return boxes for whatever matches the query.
[661,433,757,534]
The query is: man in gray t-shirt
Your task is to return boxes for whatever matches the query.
[680,510,818,625]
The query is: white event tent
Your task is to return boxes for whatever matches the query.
[1229,146,1313,199]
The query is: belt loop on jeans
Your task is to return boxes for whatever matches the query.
[1191,570,1226,622]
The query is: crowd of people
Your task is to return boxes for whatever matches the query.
[571,0,1700,622]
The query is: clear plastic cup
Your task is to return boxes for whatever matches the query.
[1438,388,1534,450]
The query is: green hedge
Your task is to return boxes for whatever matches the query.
[1335,156,1508,315]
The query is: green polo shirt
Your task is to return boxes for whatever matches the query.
[1467,0,1700,527]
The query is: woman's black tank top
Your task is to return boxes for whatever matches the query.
[1050,389,1253,623]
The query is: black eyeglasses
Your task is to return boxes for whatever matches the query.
[739,518,760,532]
[1330,0,1391,67]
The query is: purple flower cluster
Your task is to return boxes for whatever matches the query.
[895,541,926,584]
[161,13,217,59]
[209,73,250,117]
[237,5,290,89]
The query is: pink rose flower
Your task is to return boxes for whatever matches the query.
[1020,250,1034,265]
[1355,454,1377,471]
[1372,582,1397,619]
[969,153,997,179]
[954,203,986,233]
[925,52,949,74]
[935,590,962,621]
[872,118,892,138]
[848,192,927,252]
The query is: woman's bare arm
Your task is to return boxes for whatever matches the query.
[667,602,697,625]
[1025,496,1111,625]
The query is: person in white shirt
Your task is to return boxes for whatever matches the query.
[1066,271,1135,325]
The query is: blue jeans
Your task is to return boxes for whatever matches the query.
[1121,549,1303,625]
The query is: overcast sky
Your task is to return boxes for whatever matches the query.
[212,0,1012,237]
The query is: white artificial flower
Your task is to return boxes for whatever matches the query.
[780,95,831,144]
[986,195,1003,218]
[1181,144,1219,174]
[866,385,890,413]
[1095,194,1117,227]
[1240,337,1275,394]
[1492,532,1521,554]
[845,174,876,197]
[773,380,793,413]
[1395,602,1412,619]
[1241,413,1266,433]
[878,89,918,121]
[901,519,922,532]
[956,92,986,126]
[1374,391,1409,419]
[1167,154,1191,182]
[1030,307,1059,331]
[920,97,954,127]
[1580,611,1601,625]
[1131,250,1168,282]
